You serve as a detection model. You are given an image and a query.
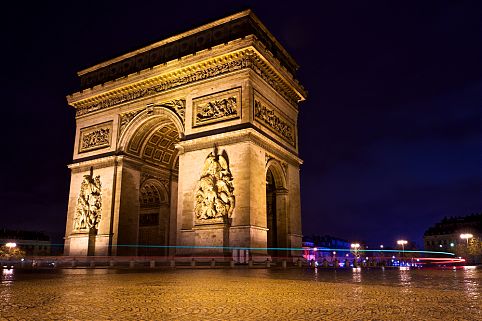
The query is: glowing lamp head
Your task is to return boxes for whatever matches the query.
[350,243,360,249]
[397,240,408,246]
[5,242,16,248]
[460,233,473,240]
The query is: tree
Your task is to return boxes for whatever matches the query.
[0,245,26,259]
[456,236,482,263]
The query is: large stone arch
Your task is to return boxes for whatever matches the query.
[115,107,183,256]
[65,11,306,259]
[265,159,289,258]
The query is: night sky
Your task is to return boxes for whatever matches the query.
[1,1,480,247]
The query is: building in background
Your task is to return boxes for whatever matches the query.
[424,213,482,263]
[0,229,51,256]
[302,235,351,262]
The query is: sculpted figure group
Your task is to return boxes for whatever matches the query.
[194,150,235,222]
[73,170,102,232]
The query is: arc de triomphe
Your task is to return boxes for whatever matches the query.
[63,10,307,258]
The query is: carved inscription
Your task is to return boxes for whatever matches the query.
[194,149,235,224]
[79,121,112,153]
[74,50,301,117]
[73,169,102,232]
[254,97,295,146]
[193,88,241,127]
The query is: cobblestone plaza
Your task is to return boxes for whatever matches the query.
[1,267,481,320]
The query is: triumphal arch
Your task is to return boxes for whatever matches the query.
[63,10,307,258]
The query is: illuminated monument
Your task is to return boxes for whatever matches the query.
[63,10,307,258]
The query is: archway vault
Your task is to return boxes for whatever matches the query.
[266,159,289,258]
[119,107,184,171]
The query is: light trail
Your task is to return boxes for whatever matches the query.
[44,243,456,256]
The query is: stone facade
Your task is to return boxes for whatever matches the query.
[63,10,307,258]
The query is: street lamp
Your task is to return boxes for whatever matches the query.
[460,234,473,263]
[350,243,360,257]
[350,243,360,267]
[5,242,16,249]
[460,233,473,247]
[397,240,408,259]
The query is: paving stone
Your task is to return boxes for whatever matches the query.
[0,268,481,320]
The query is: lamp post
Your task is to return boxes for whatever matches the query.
[460,234,473,262]
[397,240,408,262]
[379,245,384,265]
[5,242,17,249]
[351,243,360,266]
[4,242,17,259]
[460,233,473,247]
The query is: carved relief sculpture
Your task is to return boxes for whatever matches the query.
[193,88,241,127]
[119,99,186,138]
[79,121,112,153]
[254,96,295,147]
[194,149,235,224]
[119,109,143,135]
[161,99,186,123]
[197,96,237,122]
[73,169,102,232]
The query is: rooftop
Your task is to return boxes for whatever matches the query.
[78,10,299,90]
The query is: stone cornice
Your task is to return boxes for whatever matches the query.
[68,155,119,173]
[68,154,144,173]
[177,128,302,166]
[68,44,306,118]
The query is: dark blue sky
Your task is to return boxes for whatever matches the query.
[0,1,480,247]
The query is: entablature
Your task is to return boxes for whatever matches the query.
[67,39,306,119]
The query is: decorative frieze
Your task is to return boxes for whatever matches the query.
[79,121,112,153]
[194,149,235,224]
[72,49,301,117]
[73,169,102,232]
[254,94,295,147]
[193,88,241,127]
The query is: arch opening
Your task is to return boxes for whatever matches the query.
[265,162,289,258]
[266,168,278,256]
[122,113,181,256]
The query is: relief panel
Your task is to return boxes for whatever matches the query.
[192,87,241,127]
[78,121,113,153]
[253,92,296,147]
